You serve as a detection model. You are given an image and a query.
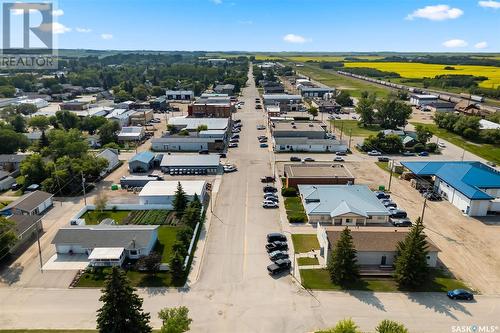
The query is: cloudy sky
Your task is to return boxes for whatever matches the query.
[5,0,500,52]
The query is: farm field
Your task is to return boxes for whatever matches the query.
[344,62,500,88]
[286,55,385,62]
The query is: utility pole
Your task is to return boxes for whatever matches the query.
[35,225,43,271]
[388,160,394,191]
[339,121,344,141]
[81,172,87,206]
[420,196,428,223]
[461,148,466,161]
[348,129,352,151]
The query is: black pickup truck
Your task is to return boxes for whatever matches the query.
[267,259,291,276]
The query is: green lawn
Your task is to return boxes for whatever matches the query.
[284,197,307,223]
[0,331,97,333]
[297,257,320,266]
[76,267,180,288]
[155,226,181,262]
[291,234,320,254]
[0,201,12,208]
[80,210,132,225]
[375,161,390,173]
[411,122,500,164]
[300,268,469,292]
[329,119,381,137]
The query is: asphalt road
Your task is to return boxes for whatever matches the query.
[1,65,500,333]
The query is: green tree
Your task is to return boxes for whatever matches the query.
[336,91,353,107]
[20,153,49,187]
[0,216,18,260]
[55,110,80,130]
[376,319,409,333]
[28,115,50,132]
[133,85,149,101]
[375,98,412,129]
[415,124,433,144]
[181,205,201,229]
[151,86,165,97]
[394,218,430,289]
[10,114,26,133]
[0,85,16,98]
[355,92,376,126]
[16,103,38,115]
[98,120,121,145]
[327,227,359,286]
[308,106,319,120]
[114,90,134,103]
[94,193,108,212]
[48,129,89,158]
[79,116,108,135]
[0,129,29,154]
[172,182,188,217]
[136,252,162,275]
[318,318,361,333]
[169,252,185,283]
[158,306,192,333]
[96,267,152,333]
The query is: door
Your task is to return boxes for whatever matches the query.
[381,256,387,265]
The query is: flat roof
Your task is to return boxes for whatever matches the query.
[263,94,302,100]
[168,117,229,130]
[412,94,438,99]
[139,180,206,197]
[160,154,220,167]
[88,247,124,260]
[325,229,439,252]
[273,122,325,132]
[284,164,353,179]
[274,137,341,146]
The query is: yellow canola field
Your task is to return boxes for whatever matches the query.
[344,62,500,88]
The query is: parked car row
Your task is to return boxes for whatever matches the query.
[262,185,278,208]
[229,120,243,149]
[374,191,412,227]
[266,233,291,276]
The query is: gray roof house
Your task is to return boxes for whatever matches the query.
[52,225,159,266]
[1,190,54,216]
[97,149,120,176]
[7,214,43,254]
[298,185,390,226]
[0,154,28,172]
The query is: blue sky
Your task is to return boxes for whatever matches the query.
[11,0,500,52]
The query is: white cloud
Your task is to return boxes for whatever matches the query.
[283,34,310,44]
[38,22,70,34]
[210,0,222,4]
[478,1,500,8]
[76,27,92,33]
[406,5,463,21]
[101,33,113,40]
[52,9,64,16]
[475,41,488,49]
[442,39,468,48]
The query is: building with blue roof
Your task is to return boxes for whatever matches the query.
[128,151,156,173]
[401,161,500,216]
[298,184,391,226]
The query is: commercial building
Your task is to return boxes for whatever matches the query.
[454,100,489,117]
[117,126,145,142]
[316,227,439,268]
[263,94,302,112]
[298,184,391,225]
[139,180,207,207]
[60,100,89,111]
[150,96,169,111]
[120,175,162,189]
[283,164,355,189]
[160,154,221,174]
[0,190,53,216]
[311,99,341,113]
[188,99,235,118]
[129,109,154,126]
[299,87,334,99]
[263,85,285,94]
[401,161,500,216]
[152,136,224,152]
[425,101,456,113]
[265,105,281,118]
[167,117,230,132]
[214,84,235,95]
[410,94,438,107]
[52,225,159,266]
[165,90,194,101]
[106,109,134,127]
[128,151,156,173]
[15,98,49,109]
[480,119,500,130]
[272,121,326,139]
[273,137,347,153]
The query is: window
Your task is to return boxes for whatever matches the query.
[130,250,137,256]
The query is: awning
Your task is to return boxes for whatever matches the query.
[88,247,124,260]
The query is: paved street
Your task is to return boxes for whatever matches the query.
[1,65,500,332]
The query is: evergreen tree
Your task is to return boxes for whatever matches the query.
[172,182,188,217]
[169,252,185,283]
[394,218,430,289]
[327,227,359,286]
[96,267,152,333]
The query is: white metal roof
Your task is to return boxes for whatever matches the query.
[160,154,220,167]
[139,180,206,197]
[88,247,124,260]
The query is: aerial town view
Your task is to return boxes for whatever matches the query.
[0,1,500,332]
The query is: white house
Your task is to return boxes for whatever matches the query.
[138,180,207,207]
[410,94,438,107]
[96,149,120,176]
[0,190,53,216]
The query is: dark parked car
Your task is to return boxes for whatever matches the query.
[261,176,276,183]
[392,218,412,227]
[419,151,429,157]
[10,183,21,191]
[290,156,301,162]
[218,153,227,158]
[232,134,240,139]
[266,241,288,253]
[267,233,287,243]
[267,259,291,275]
[389,209,407,219]
[269,250,289,262]
[447,289,474,300]
[263,185,278,193]
[378,156,390,162]
[233,119,241,123]
[374,191,390,199]
[198,149,209,155]
[335,151,347,156]
[381,199,397,208]
[423,191,441,201]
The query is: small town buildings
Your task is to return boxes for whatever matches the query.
[266,105,281,118]
[425,101,456,113]
[152,136,224,152]
[117,126,145,142]
[106,109,134,127]
[206,58,228,65]
[0,190,53,216]
[273,137,347,153]
[150,96,169,111]
[139,180,207,207]
[52,225,159,266]
[479,119,500,130]
[160,154,221,174]
[214,84,235,95]
[272,121,327,139]
[316,227,439,268]
[298,185,391,225]
[401,161,500,216]
[0,154,28,172]
[263,94,302,112]
[129,109,154,126]
[0,170,15,190]
[311,99,341,113]
[60,100,90,111]
[120,175,162,189]
[299,87,334,99]
[116,101,135,110]
[188,99,235,118]
[263,85,285,94]
[96,149,120,176]
[454,100,490,117]
[167,117,230,133]
[7,214,43,253]
[283,164,355,189]
[128,151,156,173]
[165,90,194,101]
[15,98,49,109]
[410,94,438,107]
[24,131,43,143]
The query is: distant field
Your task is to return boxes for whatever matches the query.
[344,62,500,88]
[254,55,284,61]
[286,56,384,62]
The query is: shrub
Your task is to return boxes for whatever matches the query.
[288,213,307,223]
[413,143,425,153]
[281,187,297,197]
[426,142,438,153]
[376,319,409,333]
